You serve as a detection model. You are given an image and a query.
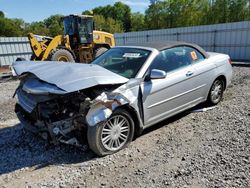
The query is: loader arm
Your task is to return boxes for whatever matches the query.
[41,35,71,60]
[28,33,44,59]
[28,33,71,61]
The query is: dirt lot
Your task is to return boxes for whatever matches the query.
[0,66,249,188]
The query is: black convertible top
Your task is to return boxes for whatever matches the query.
[122,41,209,58]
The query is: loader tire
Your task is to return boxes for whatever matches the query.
[94,47,108,58]
[48,48,75,62]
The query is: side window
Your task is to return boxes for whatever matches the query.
[150,47,189,73]
[184,46,205,64]
[150,46,205,73]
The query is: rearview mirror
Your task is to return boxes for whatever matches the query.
[150,69,166,79]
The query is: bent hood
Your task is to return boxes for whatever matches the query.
[13,61,128,93]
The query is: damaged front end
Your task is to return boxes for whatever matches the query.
[15,74,127,146]
[13,61,145,153]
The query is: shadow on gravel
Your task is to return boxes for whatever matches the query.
[0,123,95,175]
[141,103,206,136]
[232,63,250,67]
[0,104,208,175]
[142,110,190,136]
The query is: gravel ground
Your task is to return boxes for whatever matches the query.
[0,66,249,188]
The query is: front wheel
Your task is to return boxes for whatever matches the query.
[87,109,135,156]
[207,79,224,105]
[48,48,75,62]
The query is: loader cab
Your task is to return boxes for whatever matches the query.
[63,15,94,48]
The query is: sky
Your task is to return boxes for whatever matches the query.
[0,0,150,23]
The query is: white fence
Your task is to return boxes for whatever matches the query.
[115,21,250,61]
[0,37,32,66]
[0,21,250,66]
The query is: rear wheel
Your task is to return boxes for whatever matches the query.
[207,79,224,105]
[94,47,108,58]
[48,48,75,62]
[87,109,134,156]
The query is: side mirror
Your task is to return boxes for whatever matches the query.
[150,69,166,79]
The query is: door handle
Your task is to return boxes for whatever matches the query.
[186,71,194,77]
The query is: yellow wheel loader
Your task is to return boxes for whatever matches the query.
[28,15,115,63]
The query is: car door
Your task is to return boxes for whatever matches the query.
[188,48,217,99]
[141,46,206,127]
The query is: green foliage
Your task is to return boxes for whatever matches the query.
[89,2,132,32]
[0,1,250,37]
[82,10,93,15]
[93,15,124,33]
[145,0,210,29]
[112,2,132,32]
[24,22,50,36]
[131,12,146,31]
[206,0,250,24]
[44,15,64,36]
[0,17,25,36]
[0,11,4,18]
[0,13,63,37]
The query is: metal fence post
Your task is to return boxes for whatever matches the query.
[213,30,217,52]
[176,32,179,41]
[123,36,126,45]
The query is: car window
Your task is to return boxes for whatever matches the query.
[149,46,205,73]
[184,46,205,64]
[92,48,151,79]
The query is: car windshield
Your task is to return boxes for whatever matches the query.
[91,47,151,79]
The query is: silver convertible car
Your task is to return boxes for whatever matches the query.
[13,42,232,156]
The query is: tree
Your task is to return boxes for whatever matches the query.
[0,11,4,18]
[91,2,132,32]
[93,14,107,31]
[228,0,250,22]
[131,12,146,31]
[44,15,64,36]
[25,21,50,36]
[206,0,250,24]
[145,0,210,29]
[93,14,123,33]
[0,17,24,36]
[82,10,93,15]
[92,5,114,19]
[112,2,132,32]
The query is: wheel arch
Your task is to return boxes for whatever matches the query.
[116,104,143,139]
[205,74,227,104]
[215,75,227,91]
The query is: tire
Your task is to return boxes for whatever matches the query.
[48,48,75,62]
[87,109,135,156]
[207,79,224,105]
[94,47,108,58]
[30,53,36,60]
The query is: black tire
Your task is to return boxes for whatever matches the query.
[16,57,26,61]
[207,78,224,105]
[48,48,75,62]
[30,53,36,60]
[94,47,108,58]
[87,109,135,156]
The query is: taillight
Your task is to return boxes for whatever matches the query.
[228,58,232,65]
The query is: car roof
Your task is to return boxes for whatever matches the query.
[119,41,209,58]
